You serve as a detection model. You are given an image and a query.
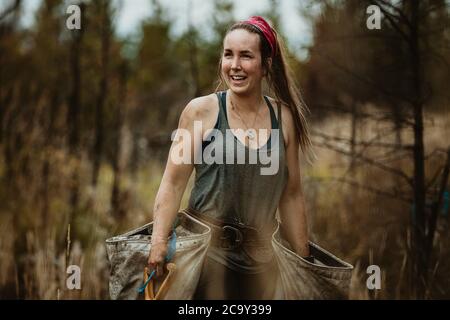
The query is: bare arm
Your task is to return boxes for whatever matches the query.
[278,106,310,257]
[151,100,201,240]
[148,99,203,274]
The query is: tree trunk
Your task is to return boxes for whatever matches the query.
[424,148,450,284]
[187,1,200,97]
[111,62,128,219]
[92,2,110,187]
[350,101,357,170]
[67,14,85,229]
[409,0,427,299]
[41,81,60,230]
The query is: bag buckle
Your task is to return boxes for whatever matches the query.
[220,225,243,250]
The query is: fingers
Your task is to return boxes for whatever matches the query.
[147,260,155,272]
[147,261,165,278]
[147,254,166,278]
[156,262,164,277]
[147,241,169,280]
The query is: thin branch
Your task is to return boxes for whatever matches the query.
[374,149,413,163]
[327,125,410,180]
[325,176,412,203]
[314,103,415,126]
[425,148,450,268]
[311,48,415,106]
[425,165,444,192]
[340,125,406,173]
[311,130,414,150]
[0,0,21,21]
[424,148,448,161]
[314,33,403,42]
[312,138,413,185]
[355,125,404,152]
[370,0,412,46]
[373,0,413,30]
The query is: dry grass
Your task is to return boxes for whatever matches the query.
[304,109,450,299]
[0,110,448,299]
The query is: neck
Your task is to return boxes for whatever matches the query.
[228,88,264,112]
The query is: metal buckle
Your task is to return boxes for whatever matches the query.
[220,225,243,250]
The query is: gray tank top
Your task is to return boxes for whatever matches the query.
[188,90,288,273]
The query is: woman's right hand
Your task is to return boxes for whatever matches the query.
[147,241,168,277]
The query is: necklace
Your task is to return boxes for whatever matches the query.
[229,96,262,140]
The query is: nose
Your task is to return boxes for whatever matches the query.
[231,56,242,70]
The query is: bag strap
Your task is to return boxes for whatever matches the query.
[144,263,177,300]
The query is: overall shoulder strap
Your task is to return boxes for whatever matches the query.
[277,101,285,147]
[215,91,228,132]
[277,100,283,130]
[263,96,278,130]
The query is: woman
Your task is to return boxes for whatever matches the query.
[148,16,313,299]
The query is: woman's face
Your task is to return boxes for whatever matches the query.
[221,29,266,95]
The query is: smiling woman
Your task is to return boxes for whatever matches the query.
[147,15,315,300]
[221,30,265,97]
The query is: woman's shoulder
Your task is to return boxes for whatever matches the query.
[266,96,295,146]
[265,97,294,126]
[182,93,218,118]
[178,93,219,130]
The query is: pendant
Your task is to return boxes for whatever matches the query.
[247,130,256,140]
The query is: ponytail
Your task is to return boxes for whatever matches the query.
[268,31,314,163]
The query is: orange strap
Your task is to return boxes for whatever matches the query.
[143,263,176,300]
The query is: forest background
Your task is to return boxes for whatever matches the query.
[0,0,449,299]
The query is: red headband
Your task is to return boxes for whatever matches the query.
[243,16,277,59]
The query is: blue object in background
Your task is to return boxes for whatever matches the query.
[442,190,449,217]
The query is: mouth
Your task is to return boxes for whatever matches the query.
[229,75,247,83]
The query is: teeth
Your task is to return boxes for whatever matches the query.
[231,76,245,80]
